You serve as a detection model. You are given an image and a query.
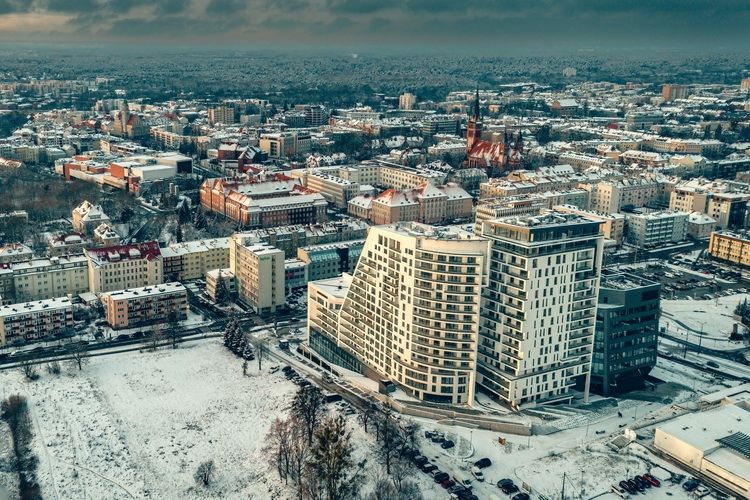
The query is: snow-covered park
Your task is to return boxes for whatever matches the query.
[0,341,297,499]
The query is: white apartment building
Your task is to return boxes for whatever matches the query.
[309,222,490,405]
[11,255,89,303]
[478,212,604,407]
[86,241,163,293]
[0,296,74,345]
[626,211,688,248]
[229,234,285,314]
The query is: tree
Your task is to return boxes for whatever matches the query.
[223,316,240,349]
[241,341,255,361]
[148,324,164,351]
[714,124,723,139]
[358,402,377,434]
[120,206,135,223]
[263,416,293,483]
[291,385,326,446]
[308,415,361,500]
[251,336,267,370]
[242,360,248,376]
[46,361,61,375]
[193,205,207,229]
[18,359,39,381]
[375,410,401,474]
[167,311,181,349]
[288,416,311,492]
[176,201,191,224]
[194,460,214,487]
[173,223,183,243]
[214,277,229,305]
[68,342,88,371]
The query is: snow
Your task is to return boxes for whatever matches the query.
[661,293,749,342]
[0,341,297,499]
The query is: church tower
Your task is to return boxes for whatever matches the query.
[466,88,483,152]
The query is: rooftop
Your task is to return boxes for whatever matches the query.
[103,282,186,300]
[0,296,72,316]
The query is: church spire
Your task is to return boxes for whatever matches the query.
[472,87,481,121]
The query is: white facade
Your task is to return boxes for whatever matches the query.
[230,234,285,314]
[478,212,604,407]
[309,222,490,405]
[626,211,688,248]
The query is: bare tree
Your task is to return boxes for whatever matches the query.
[251,336,267,370]
[167,311,181,349]
[18,359,39,381]
[397,419,420,458]
[149,324,164,351]
[358,402,377,434]
[46,361,61,375]
[194,460,214,487]
[288,416,310,492]
[376,410,400,474]
[291,385,326,446]
[263,417,293,483]
[68,342,88,372]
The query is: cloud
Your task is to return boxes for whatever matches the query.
[0,0,747,46]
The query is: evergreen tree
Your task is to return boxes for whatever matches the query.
[308,415,361,500]
[215,278,228,305]
[177,201,191,224]
[193,205,207,229]
[224,317,239,348]
[242,341,255,360]
[235,334,247,356]
[714,124,723,139]
[174,223,183,243]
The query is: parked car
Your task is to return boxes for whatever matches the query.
[683,479,700,492]
[693,485,710,498]
[413,455,428,466]
[421,463,437,473]
[706,361,720,368]
[512,494,529,500]
[470,466,484,482]
[611,484,629,498]
[634,476,651,489]
[643,473,660,487]
[441,478,455,489]
[619,480,635,494]
[474,457,492,468]
[433,471,450,483]
[441,440,455,449]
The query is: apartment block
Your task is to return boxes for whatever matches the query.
[626,211,688,248]
[0,296,74,345]
[229,234,285,314]
[670,187,749,229]
[161,238,231,281]
[101,282,188,329]
[586,178,660,214]
[86,241,163,293]
[478,212,604,407]
[10,255,89,303]
[592,272,660,396]
[554,205,626,245]
[309,223,490,405]
[708,231,750,268]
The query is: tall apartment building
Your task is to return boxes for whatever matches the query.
[308,223,490,405]
[399,92,417,110]
[208,105,236,125]
[661,84,689,101]
[0,296,74,345]
[708,230,750,268]
[101,282,188,329]
[477,212,604,407]
[626,211,688,248]
[86,241,163,293]
[592,272,660,396]
[229,234,285,314]
[670,188,749,229]
[742,77,750,90]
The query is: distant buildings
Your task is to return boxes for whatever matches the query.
[708,231,750,268]
[477,212,604,407]
[0,296,74,346]
[101,282,187,329]
[259,131,311,159]
[661,84,689,101]
[585,178,660,214]
[308,222,489,405]
[399,92,417,110]
[592,272,660,396]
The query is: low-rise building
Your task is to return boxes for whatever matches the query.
[101,282,187,329]
[554,205,626,245]
[297,239,364,282]
[284,258,308,292]
[161,238,231,281]
[0,243,34,264]
[72,200,111,235]
[592,272,660,396]
[0,296,74,345]
[687,213,717,240]
[48,233,86,256]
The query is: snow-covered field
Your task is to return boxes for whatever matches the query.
[0,341,297,499]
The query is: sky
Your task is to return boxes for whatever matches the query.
[0,0,748,50]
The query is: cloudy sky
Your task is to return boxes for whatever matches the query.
[0,0,747,49]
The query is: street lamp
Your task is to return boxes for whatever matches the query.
[697,321,706,355]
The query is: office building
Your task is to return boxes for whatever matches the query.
[478,212,604,407]
[309,223,490,405]
[592,272,660,396]
[259,131,311,159]
[101,282,188,329]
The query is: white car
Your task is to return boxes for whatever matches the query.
[470,466,484,482]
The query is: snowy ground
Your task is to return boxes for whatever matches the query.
[660,293,749,343]
[0,341,298,499]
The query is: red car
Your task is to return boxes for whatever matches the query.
[441,479,456,489]
[643,474,660,487]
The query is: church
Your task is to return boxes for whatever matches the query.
[465,89,524,176]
